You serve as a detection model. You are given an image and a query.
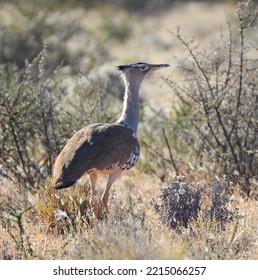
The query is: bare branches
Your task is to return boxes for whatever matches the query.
[0,49,110,189]
[165,1,258,192]
[162,128,180,176]
[175,27,215,99]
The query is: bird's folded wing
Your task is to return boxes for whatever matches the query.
[53,123,139,180]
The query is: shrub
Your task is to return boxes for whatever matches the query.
[0,47,111,189]
[0,202,33,259]
[156,177,238,231]
[163,1,258,194]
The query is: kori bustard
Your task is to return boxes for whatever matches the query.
[52,62,169,215]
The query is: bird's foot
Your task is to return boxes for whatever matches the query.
[91,199,108,220]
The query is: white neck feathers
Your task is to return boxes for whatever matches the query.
[116,74,142,133]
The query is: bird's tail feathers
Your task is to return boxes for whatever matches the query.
[52,177,76,189]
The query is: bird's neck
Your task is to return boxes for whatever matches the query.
[116,74,141,134]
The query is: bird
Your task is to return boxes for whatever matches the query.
[51,62,169,217]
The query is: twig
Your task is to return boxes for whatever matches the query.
[162,128,180,176]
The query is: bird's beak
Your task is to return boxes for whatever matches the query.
[149,63,170,72]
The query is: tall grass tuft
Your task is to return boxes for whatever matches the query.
[34,180,93,234]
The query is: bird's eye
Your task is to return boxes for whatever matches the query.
[139,65,147,71]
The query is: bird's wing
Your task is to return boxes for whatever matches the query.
[53,123,139,181]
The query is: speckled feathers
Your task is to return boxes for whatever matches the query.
[52,123,140,189]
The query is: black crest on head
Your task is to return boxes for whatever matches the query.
[116,64,130,71]
[116,62,146,71]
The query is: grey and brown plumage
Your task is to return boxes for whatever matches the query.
[52,62,169,215]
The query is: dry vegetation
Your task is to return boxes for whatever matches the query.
[0,0,258,260]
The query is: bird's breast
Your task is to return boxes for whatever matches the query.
[105,146,140,172]
[121,146,140,170]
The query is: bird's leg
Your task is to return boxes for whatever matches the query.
[101,172,121,214]
[88,173,99,218]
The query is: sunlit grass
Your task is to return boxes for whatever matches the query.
[0,173,257,259]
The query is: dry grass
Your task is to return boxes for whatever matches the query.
[0,173,257,260]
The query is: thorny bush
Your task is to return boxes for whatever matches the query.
[163,1,258,195]
[0,48,110,189]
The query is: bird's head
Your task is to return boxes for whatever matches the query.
[117,62,169,83]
